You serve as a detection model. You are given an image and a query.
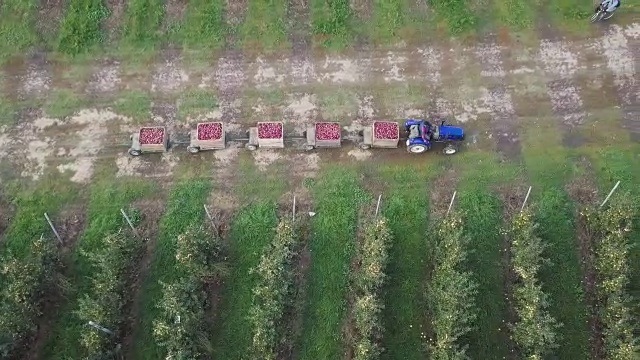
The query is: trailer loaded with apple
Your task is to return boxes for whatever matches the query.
[127,117,465,156]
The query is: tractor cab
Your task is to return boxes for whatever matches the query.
[407,120,439,141]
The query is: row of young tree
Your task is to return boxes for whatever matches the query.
[245,206,394,360]
[425,191,639,360]
[0,236,59,357]
[0,194,637,359]
[347,215,392,360]
[581,199,639,358]
[153,224,227,358]
[76,229,142,357]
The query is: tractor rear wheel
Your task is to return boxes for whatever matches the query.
[408,144,428,154]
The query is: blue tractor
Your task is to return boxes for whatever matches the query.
[404,118,465,154]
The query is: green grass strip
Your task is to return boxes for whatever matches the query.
[550,0,592,22]
[535,188,590,358]
[177,0,226,51]
[380,184,428,359]
[212,202,279,358]
[131,179,211,360]
[2,178,77,257]
[240,0,288,53]
[311,0,353,49]
[57,0,110,55]
[121,0,164,50]
[298,169,369,359]
[0,0,38,62]
[458,189,509,359]
[429,0,477,35]
[493,0,536,31]
[43,180,151,359]
[371,0,406,44]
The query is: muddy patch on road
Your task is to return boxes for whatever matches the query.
[20,53,52,98]
[86,60,122,94]
[151,51,189,93]
[538,40,589,147]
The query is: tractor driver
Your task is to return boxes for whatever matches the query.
[422,122,431,142]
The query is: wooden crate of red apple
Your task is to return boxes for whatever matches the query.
[136,126,168,152]
[189,121,225,151]
[361,121,399,149]
[306,122,341,149]
[249,121,284,149]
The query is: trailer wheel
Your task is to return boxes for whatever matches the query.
[187,146,200,154]
[246,144,257,151]
[128,149,141,156]
[359,143,371,150]
[443,145,457,155]
[305,145,314,151]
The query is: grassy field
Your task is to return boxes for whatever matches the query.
[240,0,289,53]
[1,177,77,257]
[379,169,430,360]
[0,0,38,62]
[177,0,226,53]
[458,188,509,359]
[298,169,369,359]
[535,189,590,358]
[213,202,279,358]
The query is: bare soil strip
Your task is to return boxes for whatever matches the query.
[566,175,603,360]
[121,198,166,358]
[497,185,527,360]
[287,0,313,86]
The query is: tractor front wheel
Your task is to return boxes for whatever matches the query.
[408,144,428,154]
[443,145,457,155]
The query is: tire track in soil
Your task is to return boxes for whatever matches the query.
[104,0,126,42]
[497,185,527,360]
[474,38,521,159]
[201,197,234,354]
[215,1,248,126]
[22,206,87,360]
[566,172,603,360]
[275,189,313,360]
[350,0,372,48]
[121,198,166,359]
[538,40,588,148]
[287,0,314,86]
[35,0,64,44]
